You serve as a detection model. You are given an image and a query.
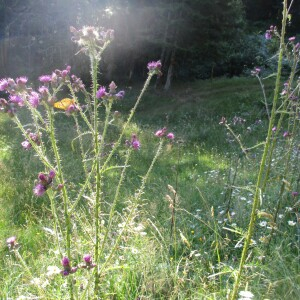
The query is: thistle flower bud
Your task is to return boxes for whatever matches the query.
[38,173,48,182]
[109,81,117,94]
[61,256,70,267]
[6,236,17,249]
[48,170,56,179]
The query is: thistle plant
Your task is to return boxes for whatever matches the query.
[1,25,171,299]
[230,0,300,298]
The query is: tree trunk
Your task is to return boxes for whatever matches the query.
[154,0,172,89]
[164,48,176,91]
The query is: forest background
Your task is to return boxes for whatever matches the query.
[0,0,299,89]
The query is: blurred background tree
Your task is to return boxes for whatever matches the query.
[0,0,298,88]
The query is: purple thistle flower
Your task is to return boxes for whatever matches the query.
[38,173,48,182]
[6,236,17,246]
[21,140,32,150]
[81,254,96,269]
[251,67,261,76]
[115,90,125,100]
[39,75,52,83]
[167,132,175,140]
[29,92,40,108]
[83,254,92,264]
[132,140,140,150]
[6,236,18,249]
[33,183,47,197]
[155,127,167,137]
[29,132,41,145]
[62,270,69,276]
[131,134,141,150]
[0,79,9,91]
[38,86,49,95]
[289,36,296,42]
[272,126,277,132]
[16,76,28,85]
[57,183,64,190]
[292,191,299,197]
[48,170,56,179]
[147,60,162,72]
[265,31,272,40]
[60,66,71,78]
[9,95,24,107]
[71,75,85,92]
[61,257,70,267]
[34,170,55,195]
[96,86,106,99]
[60,256,77,276]
[66,104,79,116]
[61,69,69,78]
[283,131,290,138]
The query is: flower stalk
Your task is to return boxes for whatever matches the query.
[231,1,288,298]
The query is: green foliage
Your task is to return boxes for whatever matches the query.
[0,0,284,82]
[1,74,299,298]
[1,1,300,299]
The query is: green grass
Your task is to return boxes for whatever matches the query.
[0,76,299,299]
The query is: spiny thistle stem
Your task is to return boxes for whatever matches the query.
[68,83,94,133]
[261,58,299,192]
[101,73,154,172]
[230,1,288,298]
[46,106,73,299]
[13,116,54,169]
[256,74,270,120]
[98,139,164,276]
[72,114,93,192]
[224,123,249,160]
[94,73,154,294]
[98,148,132,259]
[90,53,101,294]
[47,189,63,255]
[90,55,114,296]
[265,108,300,252]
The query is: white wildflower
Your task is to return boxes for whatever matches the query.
[288,220,296,226]
[259,221,267,227]
[46,265,61,277]
[238,290,254,299]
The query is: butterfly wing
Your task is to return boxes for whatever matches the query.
[53,98,75,110]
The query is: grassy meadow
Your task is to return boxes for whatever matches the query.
[1,76,300,299]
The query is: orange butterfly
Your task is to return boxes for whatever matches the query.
[53,98,75,110]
